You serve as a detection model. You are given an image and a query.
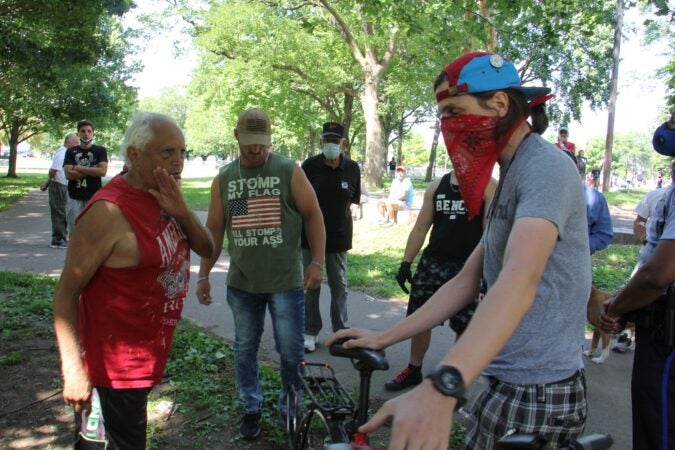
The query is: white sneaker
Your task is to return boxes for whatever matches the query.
[303,334,317,353]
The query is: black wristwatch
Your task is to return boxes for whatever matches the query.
[425,365,466,411]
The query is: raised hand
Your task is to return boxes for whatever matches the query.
[148,167,190,220]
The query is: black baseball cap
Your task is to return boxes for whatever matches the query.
[322,122,345,138]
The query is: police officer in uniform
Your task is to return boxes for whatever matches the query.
[600,112,675,450]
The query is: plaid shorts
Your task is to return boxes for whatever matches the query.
[462,370,587,450]
[407,254,476,335]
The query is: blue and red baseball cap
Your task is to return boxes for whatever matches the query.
[436,52,551,102]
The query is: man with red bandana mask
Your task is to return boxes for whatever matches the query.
[329,52,591,449]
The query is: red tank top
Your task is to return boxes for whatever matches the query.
[78,175,190,388]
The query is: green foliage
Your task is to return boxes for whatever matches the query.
[637,1,674,109]
[400,131,431,167]
[157,321,286,448]
[0,271,57,342]
[449,422,467,450]
[584,131,669,178]
[0,351,23,366]
[499,0,616,124]
[0,172,44,211]
[138,86,191,132]
[591,244,640,291]
[180,0,626,188]
[164,323,234,411]
[0,0,138,175]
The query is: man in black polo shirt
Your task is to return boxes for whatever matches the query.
[301,122,361,352]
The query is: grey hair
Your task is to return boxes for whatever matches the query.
[64,133,78,145]
[120,112,178,168]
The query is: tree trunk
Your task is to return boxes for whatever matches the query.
[362,75,384,188]
[479,0,497,52]
[381,121,392,178]
[603,0,623,193]
[425,117,441,182]
[308,127,317,159]
[6,122,20,178]
[343,92,354,158]
[396,112,404,165]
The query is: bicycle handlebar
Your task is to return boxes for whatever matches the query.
[496,433,613,450]
[329,339,389,371]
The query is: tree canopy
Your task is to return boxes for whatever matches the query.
[0,0,137,177]
[162,0,635,186]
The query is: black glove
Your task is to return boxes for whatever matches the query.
[395,261,413,294]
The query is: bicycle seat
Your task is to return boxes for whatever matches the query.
[329,339,389,371]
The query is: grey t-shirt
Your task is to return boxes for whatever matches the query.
[482,133,591,384]
[639,184,675,265]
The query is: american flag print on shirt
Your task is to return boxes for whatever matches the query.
[229,196,281,229]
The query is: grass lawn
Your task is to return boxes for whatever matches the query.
[604,188,648,209]
[0,172,44,211]
[349,220,412,299]
[181,176,214,210]
[591,244,640,292]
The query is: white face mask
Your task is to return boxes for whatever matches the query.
[322,143,341,160]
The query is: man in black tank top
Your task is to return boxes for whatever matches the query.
[385,171,495,391]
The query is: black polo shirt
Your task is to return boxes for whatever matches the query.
[301,153,361,253]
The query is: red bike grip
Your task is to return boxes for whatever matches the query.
[353,432,367,446]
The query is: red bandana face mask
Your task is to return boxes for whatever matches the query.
[440,114,520,220]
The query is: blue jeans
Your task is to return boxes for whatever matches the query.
[227,286,304,415]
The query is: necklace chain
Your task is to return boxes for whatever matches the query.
[238,155,269,180]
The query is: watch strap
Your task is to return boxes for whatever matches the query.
[425,365,466,411]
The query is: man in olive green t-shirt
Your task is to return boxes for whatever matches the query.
[196,108,325,440]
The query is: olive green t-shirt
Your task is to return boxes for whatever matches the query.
[219,152,303,293]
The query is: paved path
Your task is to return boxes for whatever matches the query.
[0,188,634,448]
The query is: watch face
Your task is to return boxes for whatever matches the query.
[441,371,458,390]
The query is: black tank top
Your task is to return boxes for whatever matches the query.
[423,172,484,262]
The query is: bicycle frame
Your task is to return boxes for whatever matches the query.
[288,341,389,450]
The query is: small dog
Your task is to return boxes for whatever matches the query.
[584,286,634,364]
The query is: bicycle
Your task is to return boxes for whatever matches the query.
[285,338,389,450]
[289,340,613,450]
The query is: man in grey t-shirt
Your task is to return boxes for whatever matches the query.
[329,53,591,449]
[482,133,590,384]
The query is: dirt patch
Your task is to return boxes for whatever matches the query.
[0,334,287,449]
[0,321,72,449]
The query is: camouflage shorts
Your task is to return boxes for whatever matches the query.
[407,254,477,335]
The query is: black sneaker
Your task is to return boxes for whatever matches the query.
[240,412,261,440]
[384,366,423,391]
[49,240,67,249]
